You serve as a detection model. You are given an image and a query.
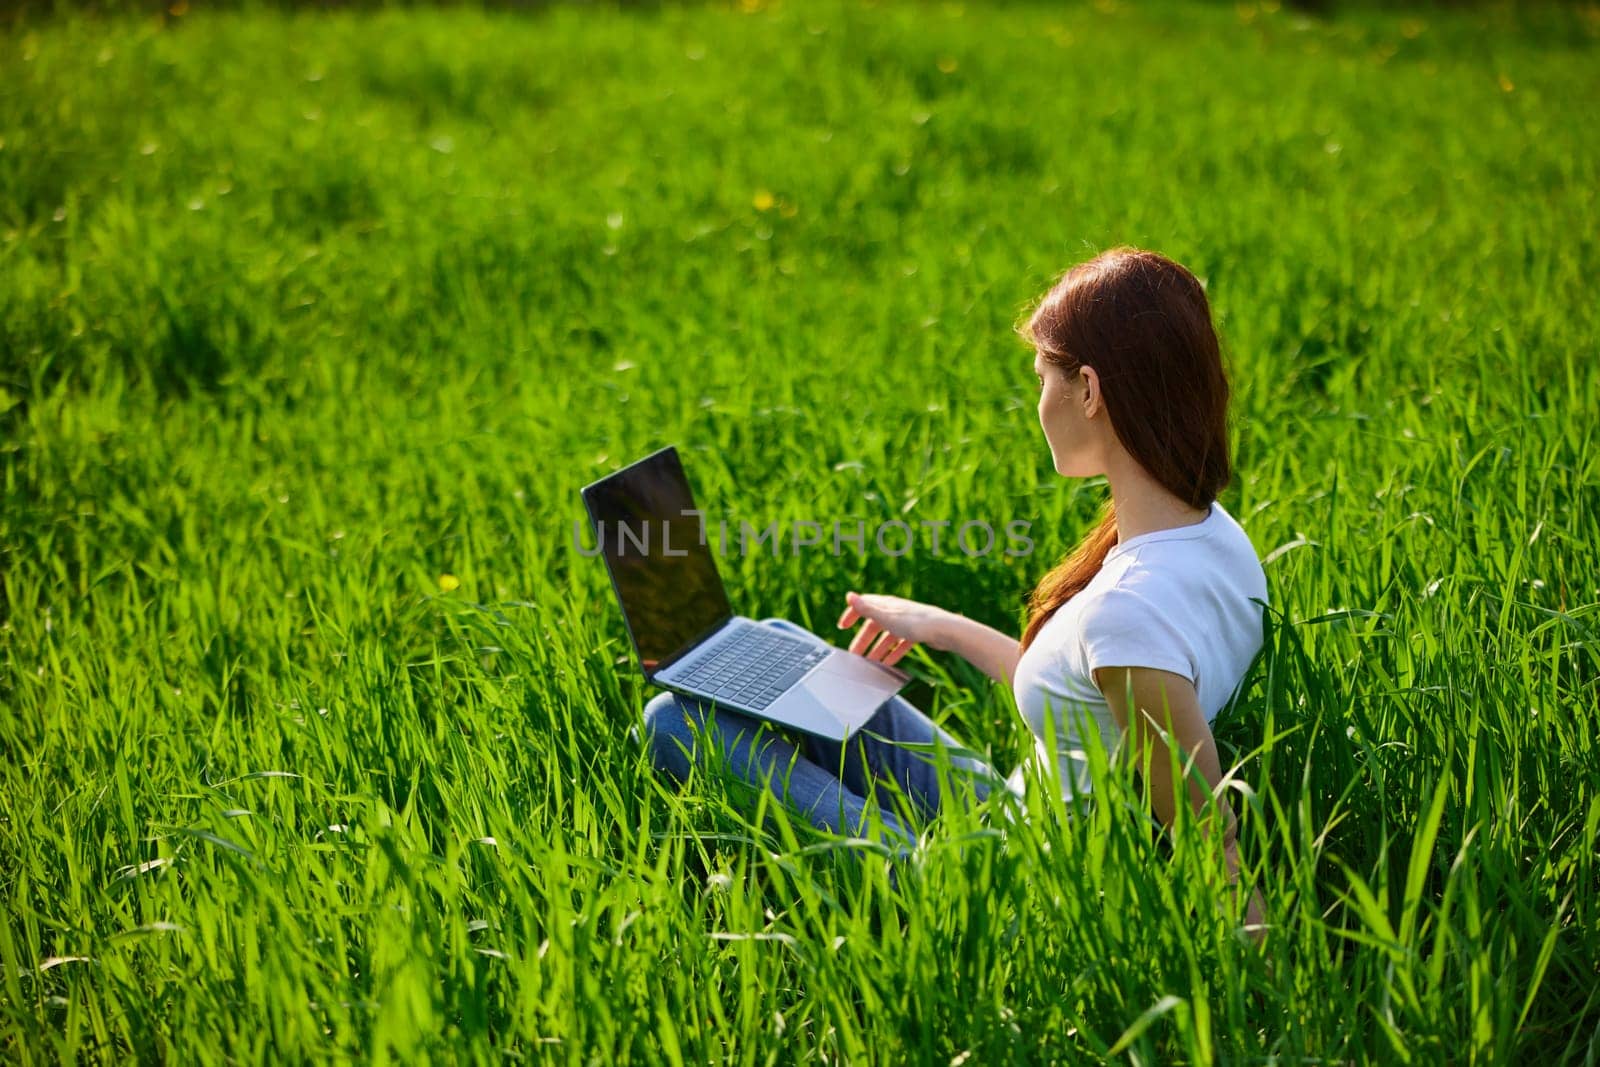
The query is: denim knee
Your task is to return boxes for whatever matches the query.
[641,691,705,782]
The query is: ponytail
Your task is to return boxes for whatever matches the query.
[1019,498,1119,654]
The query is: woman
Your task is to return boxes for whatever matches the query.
[640,246,1267,923]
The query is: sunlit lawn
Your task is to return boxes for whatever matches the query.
[3,0,1598,1060]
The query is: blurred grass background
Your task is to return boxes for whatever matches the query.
[3,0,1598,1061]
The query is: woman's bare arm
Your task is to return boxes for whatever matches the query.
[1094,664,1267,944]
[930,612,1023,687]
[837,592,1021,686]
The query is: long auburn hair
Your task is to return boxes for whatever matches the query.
[1016,246,1233,654]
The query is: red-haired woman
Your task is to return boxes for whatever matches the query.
[642,247,1268,925]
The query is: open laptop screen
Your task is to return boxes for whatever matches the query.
[581,447,733,676]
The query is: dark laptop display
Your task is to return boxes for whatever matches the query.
[582,447,731,675]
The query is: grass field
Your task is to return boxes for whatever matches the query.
[4,0,1599,1061]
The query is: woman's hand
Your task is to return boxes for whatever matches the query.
[836,590,953,665]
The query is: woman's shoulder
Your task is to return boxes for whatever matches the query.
[1100,503,1268,605]
[1073,574,1201,685]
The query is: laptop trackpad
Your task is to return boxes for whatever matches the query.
[798,656,902,716]
[765,659,900,741]
[816,651,910,693]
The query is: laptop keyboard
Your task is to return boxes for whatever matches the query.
[674,625,831,710]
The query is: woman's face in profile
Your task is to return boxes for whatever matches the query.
[1035,349,1104,478]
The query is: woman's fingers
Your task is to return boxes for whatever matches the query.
[866,630,917,667]
[867,629,901,661]
[836,590,867,631]
[839,591,914,663]
[849,617,885,656]
[840,591,885,654]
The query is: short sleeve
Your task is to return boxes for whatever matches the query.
[1077,587,1198,687]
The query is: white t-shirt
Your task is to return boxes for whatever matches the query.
[1004,499,1268,803]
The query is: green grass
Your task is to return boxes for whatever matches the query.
[3,0,1599,1061]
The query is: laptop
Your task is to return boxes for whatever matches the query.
[581,445,910,742]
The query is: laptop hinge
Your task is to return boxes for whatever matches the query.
[651,615,740,680]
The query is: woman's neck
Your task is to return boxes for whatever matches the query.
[1101,452,1210,546]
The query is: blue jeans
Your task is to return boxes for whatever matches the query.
[638,618,1003,848]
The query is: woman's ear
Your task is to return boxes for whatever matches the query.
[1079,365,1103,417]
